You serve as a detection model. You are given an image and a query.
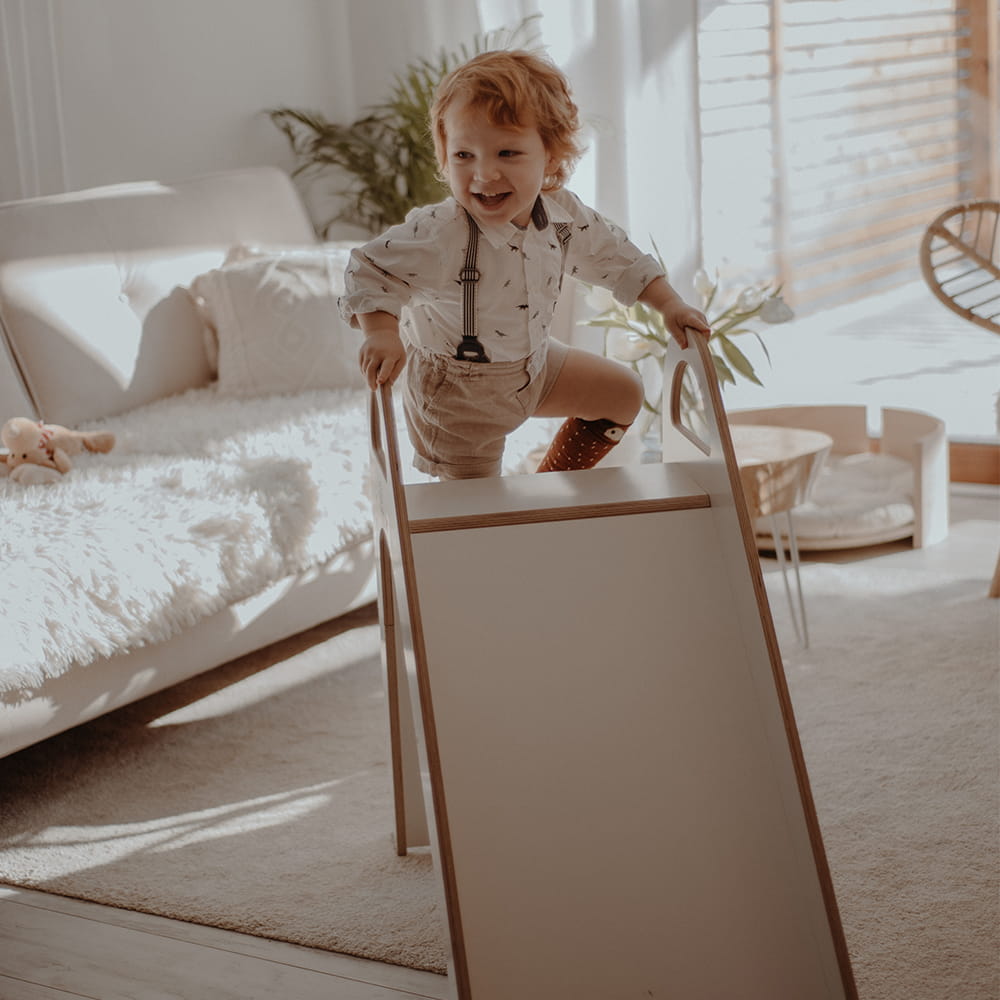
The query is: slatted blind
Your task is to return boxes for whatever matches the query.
[697,0,994,314]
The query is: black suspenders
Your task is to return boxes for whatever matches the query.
[455,207,572,364]
[455,212,489,362]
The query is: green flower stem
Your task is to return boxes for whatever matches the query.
[708,307,763,337]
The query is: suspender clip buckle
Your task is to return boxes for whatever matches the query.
[455,337,490,363]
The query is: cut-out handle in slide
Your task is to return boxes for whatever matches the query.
[663,330,727,460]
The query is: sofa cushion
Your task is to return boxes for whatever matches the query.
[1,251,222,425]
[0,168,318,426]
[757,452,915,549]
[191,244,365,397]
[0,324,34,416]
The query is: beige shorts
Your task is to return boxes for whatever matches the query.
[403,339,568,479]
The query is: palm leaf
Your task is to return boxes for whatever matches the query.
[267,16,542,235]
[712,354,736,386]
[716,334,762,385]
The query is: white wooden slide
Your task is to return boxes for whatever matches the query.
[369,335,858,1000]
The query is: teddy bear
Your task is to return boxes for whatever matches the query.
[2,417,115,484]
[0,459,62,485]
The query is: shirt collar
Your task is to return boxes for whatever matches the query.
[463,195,568,249]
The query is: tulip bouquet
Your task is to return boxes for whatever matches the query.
[584,256,794,440]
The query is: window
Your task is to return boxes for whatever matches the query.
[698,0,998,313]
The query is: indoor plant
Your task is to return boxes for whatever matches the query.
[268,16,541,237]
[585,252,794,448]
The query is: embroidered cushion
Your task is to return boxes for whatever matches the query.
[191,243,364,398]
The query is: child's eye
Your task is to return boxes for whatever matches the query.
[499,149,520,158]
[454,151,472,160]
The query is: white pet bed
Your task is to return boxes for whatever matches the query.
[728,405,949,551]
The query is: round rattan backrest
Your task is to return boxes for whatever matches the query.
[919,200,1000,335]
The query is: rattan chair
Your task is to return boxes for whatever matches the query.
[920,200,1000,335]
[919,200,1000,596]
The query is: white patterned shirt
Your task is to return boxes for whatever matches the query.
[338,187,663,363]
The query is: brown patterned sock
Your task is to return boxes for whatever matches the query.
[535,417,630,473]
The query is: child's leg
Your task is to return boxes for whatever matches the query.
[404,348,544,480]
[533,346,643,472]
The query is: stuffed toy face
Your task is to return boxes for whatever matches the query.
[1,417,115,480]
[1,419,63,472]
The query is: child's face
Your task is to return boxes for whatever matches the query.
[441,98,557,229]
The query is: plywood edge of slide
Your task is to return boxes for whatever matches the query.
[368,387,471,992]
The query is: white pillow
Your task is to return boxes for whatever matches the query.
[190,243,364,397]
[757,452,915,548]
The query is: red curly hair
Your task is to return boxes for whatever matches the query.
[431,49,584,191]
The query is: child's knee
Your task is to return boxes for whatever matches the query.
[623,365,645,416]
[611,364,644,424]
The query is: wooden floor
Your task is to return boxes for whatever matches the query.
[0,886,449,1000]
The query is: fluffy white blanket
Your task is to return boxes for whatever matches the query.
[0,387,374,691]
[1,387,554,693]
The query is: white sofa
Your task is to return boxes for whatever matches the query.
[0,167,389,758]
[0,166,551,760]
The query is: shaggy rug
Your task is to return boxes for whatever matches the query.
[0,489,996,999]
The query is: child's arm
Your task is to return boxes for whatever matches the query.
[357,311,407,390]
[638,276,712,349]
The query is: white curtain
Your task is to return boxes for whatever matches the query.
[474,0,703,299]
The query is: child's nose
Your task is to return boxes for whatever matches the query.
[474,160,501,182]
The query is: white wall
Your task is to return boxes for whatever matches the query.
[0,0,701,292]
[0,0,481,203]
[0,1,329,200]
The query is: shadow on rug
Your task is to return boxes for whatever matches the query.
[0,603,448,973]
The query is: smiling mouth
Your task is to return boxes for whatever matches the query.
[473,192,511,209]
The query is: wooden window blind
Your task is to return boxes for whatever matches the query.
[697,0,998,314]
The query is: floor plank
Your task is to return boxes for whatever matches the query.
[0,889,449,1000]
[0,975,93,1000]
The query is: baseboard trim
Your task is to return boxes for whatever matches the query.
[950,441,1000,484]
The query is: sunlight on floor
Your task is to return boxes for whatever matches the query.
[16,779,358,875]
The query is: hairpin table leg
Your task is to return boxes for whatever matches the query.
[770,512,810,648]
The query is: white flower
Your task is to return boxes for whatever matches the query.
[693,268,715,298]
[646,337,668,359]
[606,328,653,362]
[736,286,764,311]
[760,295,794,323]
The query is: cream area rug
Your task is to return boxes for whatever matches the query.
[0,487,997,998]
